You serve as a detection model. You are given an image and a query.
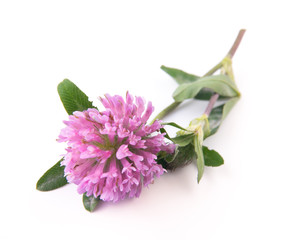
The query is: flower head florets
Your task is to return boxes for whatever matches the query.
[58,92,175,202]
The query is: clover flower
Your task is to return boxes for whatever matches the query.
[58,92,175,202]
[37,30,245,212]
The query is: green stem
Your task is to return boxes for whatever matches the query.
[203,61,223,77]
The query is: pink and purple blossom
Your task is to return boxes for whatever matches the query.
[58,92,175,202]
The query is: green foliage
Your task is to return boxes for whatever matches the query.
[194,134,204,183]
[158,53,241,180]
[171,134,195,146]
[36,159,68,191]
[160,112,227,181]
[57,79,95,115]
[161,65,229,100]
[222,97,239,119]
[161,122,194,146]
[195,88,218,100]
[37,32,243,205]
[203,146,224,167]
[208,96,240,136]
[83,193,100,212]
[157,144,196,171]
[158,142,224,179]
[161,65,200,84]
[160,127,194,146]
[173,75,239,102]
[161,115,218,181]
[208,104,223,135]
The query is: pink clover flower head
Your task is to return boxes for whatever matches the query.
[58,92,175,202]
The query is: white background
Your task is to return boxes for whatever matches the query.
[1,1,284,239]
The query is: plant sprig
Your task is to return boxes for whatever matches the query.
[36,29,245,211]
[156,29,246,182]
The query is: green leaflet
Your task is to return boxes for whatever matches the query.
[203,146,224,167]
[161,65,227,100]
[36,159,68,191]
[83,193,100,212]
[57,79,96,115]
[173,75,239,102]
[194,133,204,183]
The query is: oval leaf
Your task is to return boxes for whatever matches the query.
[83,193,100,212]
[173,75,239,102]
[57,79,96,115]
[203,146,224,167]
[36,159,68,191]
